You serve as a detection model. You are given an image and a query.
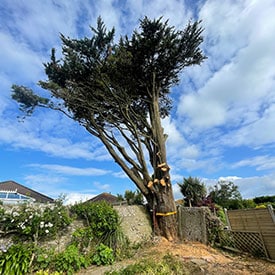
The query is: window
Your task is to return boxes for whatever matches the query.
[0,191,35,204]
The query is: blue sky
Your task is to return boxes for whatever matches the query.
[0,0,275,204]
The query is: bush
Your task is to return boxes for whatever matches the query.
[0,201,72,242]
[71,227,94,251]
[92,243,114,266]
[71,201,119,238]
[52,244,89,274]
[71,201,129,258]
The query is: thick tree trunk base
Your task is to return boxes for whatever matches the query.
[146,186,178,241]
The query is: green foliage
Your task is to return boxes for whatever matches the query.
[71,227,94,251]
[33,247,55,272]
[208,181,242,209]
[178,177,207,207]
[11,16,206,239]
[253,195,275,204]
[106,253,194,274]
[35,270,61,275]
[241,199,256,209]
[12,16,205,124]
[205,209,225,246]
[71,201,129,259]
[103,224,130,260]
[0,243,33,274]
[0,201,72,242]
[52,244,89,274]
[71,201,119,238]
[116,194,124,202]
[123,189,144,205]
[215,206,227,224]
[92,243,114,266]
[11,84,49,116]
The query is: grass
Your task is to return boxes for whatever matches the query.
[105,253,201,275]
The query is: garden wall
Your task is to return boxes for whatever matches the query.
[0,204,212,249]
[177,206,208,244]
[114,205,152,243]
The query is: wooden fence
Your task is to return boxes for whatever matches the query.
[224,205,275,260]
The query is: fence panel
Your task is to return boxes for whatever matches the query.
[225,206,275,260]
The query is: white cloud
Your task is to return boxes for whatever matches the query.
[1,0,275,200]
[223,105,275,148]
[173,174,275,200]
[113,171,128,179]
[234,175,275,199]
[0,112,111,161]
[124,0,191,29]
[93,181,111,191]
[24,173,67,198]
[64,193,95,205]
[0,32,44,84]
[218,176,242,182]
[178,0,275,133]
[30,164,111,176]
[233,155,275,171]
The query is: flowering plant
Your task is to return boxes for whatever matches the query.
[0,200,72,243]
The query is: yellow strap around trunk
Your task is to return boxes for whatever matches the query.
[155,211,177,216]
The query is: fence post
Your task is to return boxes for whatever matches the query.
[267,204,275,224]
[224,208,231,230]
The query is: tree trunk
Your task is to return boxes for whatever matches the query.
[146,182,177,241]
[145,79,178,241]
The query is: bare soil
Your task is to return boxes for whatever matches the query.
[77,237,275,274]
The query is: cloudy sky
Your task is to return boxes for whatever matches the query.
[0,0,275,204]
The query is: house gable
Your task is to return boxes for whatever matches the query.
[0,180,54,204]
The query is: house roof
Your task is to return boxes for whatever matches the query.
[0,180,54,203]
[86,192,119,204]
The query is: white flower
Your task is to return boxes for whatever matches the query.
[48,222,53,228]
[45,229,49,234]
[12,211,19,217]
[40,221,45,228]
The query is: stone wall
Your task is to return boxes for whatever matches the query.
[114,205,152,243]
[177,206,208,244]
[0,204,153,251]
[0,204,212,250]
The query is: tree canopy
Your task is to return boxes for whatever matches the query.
[208,181,242,209]
[178,177,207,207]
[11,16,206,240]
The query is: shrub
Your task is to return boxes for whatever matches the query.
[71,201,119,238]
[92,243,114,266]
[71,227,94,251]
[0,201,72,243]
[33,247,55,272]
[52,244,89,274]
[70,201,129,258]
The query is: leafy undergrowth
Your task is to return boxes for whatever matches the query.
[76,237,275,275]
[105,253,201,275]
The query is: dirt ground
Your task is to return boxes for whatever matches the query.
[77,237,275,274]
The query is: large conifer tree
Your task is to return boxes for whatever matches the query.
[12,17,205,240]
